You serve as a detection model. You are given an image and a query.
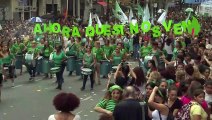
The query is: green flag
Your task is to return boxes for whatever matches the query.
[138,5,143,17]
[88,13,92,27]
[114,1,128,24]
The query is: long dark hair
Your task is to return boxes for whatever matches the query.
[133,67,146,86]
[121,64,130,78]
[148,60,157,70]
[156,88,167,103]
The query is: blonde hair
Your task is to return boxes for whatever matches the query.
[176,70,185,82]
[149,71,161,82]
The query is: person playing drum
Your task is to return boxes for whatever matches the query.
[51,45,67,90]
[92,41,104,85]
[66,37,77,76]
[41,41,54,78]
[26,41,39,80]
[2,44,15,87]
[81,46,96,91]
[12,38,26,75]
[103,40,112,61]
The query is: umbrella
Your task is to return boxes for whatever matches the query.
[29,17,42,23]
[185,8,194,12]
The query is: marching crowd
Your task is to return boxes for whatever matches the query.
[0,5,212,120]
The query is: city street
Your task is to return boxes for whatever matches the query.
[0,62,138,120]
[0,68,108,120]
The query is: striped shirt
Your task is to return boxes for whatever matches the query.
[96,99,117,112]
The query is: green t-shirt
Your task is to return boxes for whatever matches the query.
[83,53,94,69]
[10,45,17,55]
[52,51,67,67]
[96,99,117,112]
[78,48,85,59]
[140,45,152,58]
[2,54,14,64]
[103,46,112,58]
[92,47,104,62]
[16,43,25,54]
[111,44,117,52]
[37,44,44,51]
[112,53,123,66]
[66,43,77,56]
[27,47,39,55]
[43,46,54,57]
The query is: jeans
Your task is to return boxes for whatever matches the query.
[82,73,94,89]
[27,64,36,77]
[56,65,65,87]
[133,44,140,59]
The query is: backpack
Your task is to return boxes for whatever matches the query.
[175,102,198,120]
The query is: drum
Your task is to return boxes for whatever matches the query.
[81,68,92,75]
[41,59,50,73]
[25,53,34,64]
[36,57,43,73]
[15,55,23,69]
[100,60,110,76]
[76,59,83,76]
[112,66,118,73]
[66,56,76,71]
[50,67,60,74]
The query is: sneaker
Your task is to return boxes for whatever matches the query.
[90,88,93,91]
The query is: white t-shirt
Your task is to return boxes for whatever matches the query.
[205,91,212,104]
[48,114,81,120]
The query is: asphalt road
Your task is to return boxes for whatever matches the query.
[0,61,139,120]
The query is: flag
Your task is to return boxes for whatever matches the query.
[88,13,92,26]
[129,8,134,22]
[95,15,102,28]
[142,4,150,22]
[137,5,143,17]
[186,12,191,23]
[151,7,154,25]
[157,11,167,24]
[114,1,128,24]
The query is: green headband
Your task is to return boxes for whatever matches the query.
[158,89,164,98]
[109,85,123,93]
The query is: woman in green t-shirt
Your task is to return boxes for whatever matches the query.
[110,48,124,66]
[52,45,67,90]
[92,41,104,85]
[41,41,54,78]
[26,41,39,80]
[2,45,15,87]
[81,46,95,91]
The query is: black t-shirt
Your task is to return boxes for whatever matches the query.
[169,98,183,114]
[113,99,143,120]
